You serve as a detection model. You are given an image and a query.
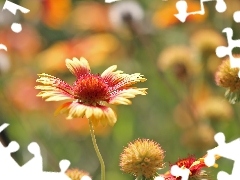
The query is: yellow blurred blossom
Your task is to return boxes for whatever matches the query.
[190,28,226,55]
[158,45,200,81]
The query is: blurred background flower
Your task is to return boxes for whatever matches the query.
[70,1,111,32]
[0,0,239,179]
[152,0,207,29]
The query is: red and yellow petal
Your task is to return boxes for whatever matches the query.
[54,101,73,115]
[109,88,148,105]
[101,65,118,79]
[88,106,104,126]
[116,73,147,90]
[65,57,91,78]
[101,65,126,86]
[57,102,117,126]
[101,65,147,87]
[35,73,74,101]
[88,105,117,126]
[102,69,147,90]
[102,107,117,126]
[67,102,87,119]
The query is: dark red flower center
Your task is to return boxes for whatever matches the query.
[72,74,109,105]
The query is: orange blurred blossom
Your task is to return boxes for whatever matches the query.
[152,1,207,28]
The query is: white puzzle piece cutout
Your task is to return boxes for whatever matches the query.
[204,132,240,180]
[0,1,30,50]
[0,123,71,180]
[215,9,240,77]
[81,176,92,180]
[105,0,120,3]
[170,165,190,180]
[2,0,30,33]
[174,0,226,22]
[0,123,21,173]
[38,160,71,180]
[0,44,7,51]
[21,142,43,173]
[154,176,164,180]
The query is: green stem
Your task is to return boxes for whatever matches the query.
[88,119,105,180]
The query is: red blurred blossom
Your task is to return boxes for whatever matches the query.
[174,155,206,176]
[0,24,42,61]
[161,155,208,180]
[6,75,44,111]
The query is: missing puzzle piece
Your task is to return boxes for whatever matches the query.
[215,11,240,77]
[38,160,71,180]
[105,0,120,3]
[0,123,21,174]
[204,132,240,180]
[170,165,190,180]
[174,0,226,23]
[2,0,30,33]
[216,27,240,77]
[0,123,71,180]
[21,142,43,173]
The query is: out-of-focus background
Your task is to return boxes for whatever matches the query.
[0,0,240,179]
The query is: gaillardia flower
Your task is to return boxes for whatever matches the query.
[161,155,211,180]
[35,57,147,126]
[174,155,206,177]
[120,139,165,180]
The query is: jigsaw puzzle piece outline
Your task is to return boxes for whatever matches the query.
[21,142,43,172]
[0,123,72,180]
[170,165,190,180]
[0,124,21,175]
[215,27,240,77]
[105,0,120,3]
[174,0,226,22]
[0,44,7,51]
[2,0,30,14]
[204,132,240,180]
[2,0,30,33]
[39,160,71,180]
[215,11,240,76]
